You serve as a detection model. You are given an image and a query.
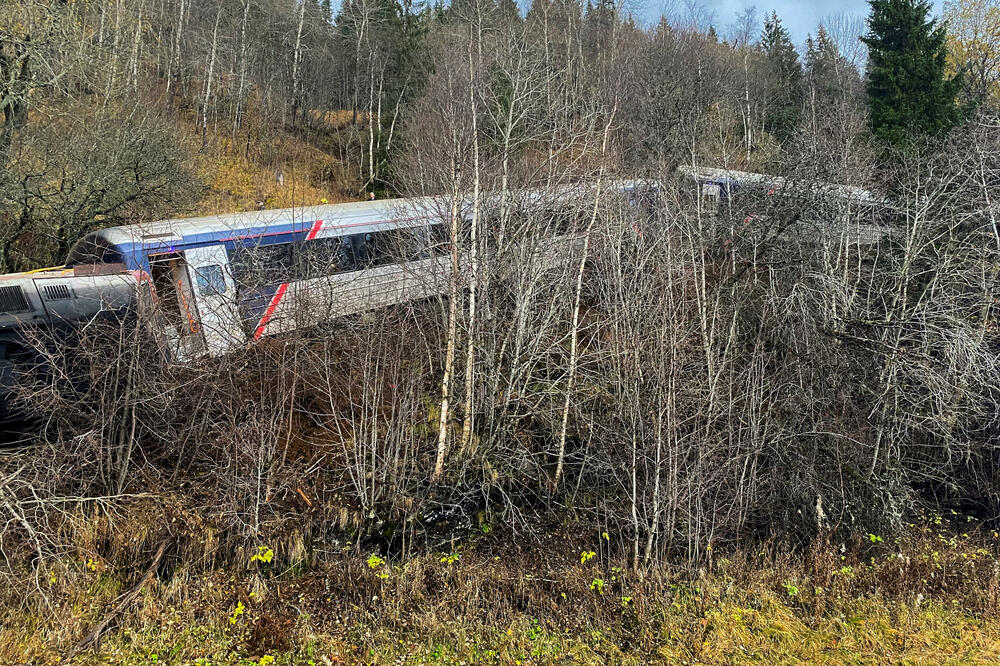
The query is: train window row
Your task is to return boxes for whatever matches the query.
[228,224,448,289]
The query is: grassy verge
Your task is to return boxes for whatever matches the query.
[4,513,1000,665]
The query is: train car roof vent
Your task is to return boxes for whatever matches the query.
[42,284,73,301]
[0,285,30,313]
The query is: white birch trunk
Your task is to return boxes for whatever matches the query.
[201,2,222,149]
[461,29,481,449]
[291,0,306,124]
[433,158,463,483]
[234,0,251,135]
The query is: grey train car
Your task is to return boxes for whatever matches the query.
[0,181,658,422]
[678,165,882,215]
[0,265,138,421]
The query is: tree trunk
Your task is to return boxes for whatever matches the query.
[202,2,222,149]
[554,106,617,487]
[291,0,306,124]
[433,157,463,483]
[234,0,251,135]
[461,29,481,449]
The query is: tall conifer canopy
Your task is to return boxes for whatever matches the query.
[862,0,961,148]
[760,12,805,143]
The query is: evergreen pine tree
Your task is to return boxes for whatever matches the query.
[862,0,961,148]
[802,26,867,155]
[525,0,547,24]
[806,26,858,104]
[584,0,616,55]
[760,12,805,143]
[497,0,523,25]
[432,0,447,23]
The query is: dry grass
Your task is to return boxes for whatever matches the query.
[3,507,1000,665]
[190,140,351,216]
[308,109,372,131]
[172,106,362,217]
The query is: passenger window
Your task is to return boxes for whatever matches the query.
[297,237,354,278]
[429,224,449,255]
[392,226,447,260]
[376,229,409,262]
[349,233,378,267]
[230,242,294,288]
[363,232,383,266]
[394,228,428,260]
[195,264,227,296]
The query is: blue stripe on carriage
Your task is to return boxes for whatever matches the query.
[118,223,321,272]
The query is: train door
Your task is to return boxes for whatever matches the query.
[701,182,721,216]
[148,253,206,360]
[183,245,245,356]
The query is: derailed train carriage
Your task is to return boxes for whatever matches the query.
[65,196,457,362]
[0,181,659,419]
[678,165,885,220]
[678,164,892,250]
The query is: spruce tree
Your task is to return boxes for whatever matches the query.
[497,0,523,26]
[760,12,805,143]
[862,0,961,148]
[807,26,860,107]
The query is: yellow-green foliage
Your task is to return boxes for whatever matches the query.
[160,101,361,219]
[5,515,1000,665]
[188,127,354,216]
[944,0,1000,104]
[6,574,1000,665]
[657,592,1000,664]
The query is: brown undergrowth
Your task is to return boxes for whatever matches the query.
[2,504,1000,665]
[182,105,362,216]
[148,89,369,220]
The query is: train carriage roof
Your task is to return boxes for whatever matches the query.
[679,166,882,205]
[67,180,657,266]
[82,196,441,249]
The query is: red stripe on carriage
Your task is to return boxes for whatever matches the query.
[251,221,321,341]
[253,282,289,341]
[306,219,323,241]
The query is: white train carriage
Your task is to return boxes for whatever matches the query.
[44,181,657,362]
